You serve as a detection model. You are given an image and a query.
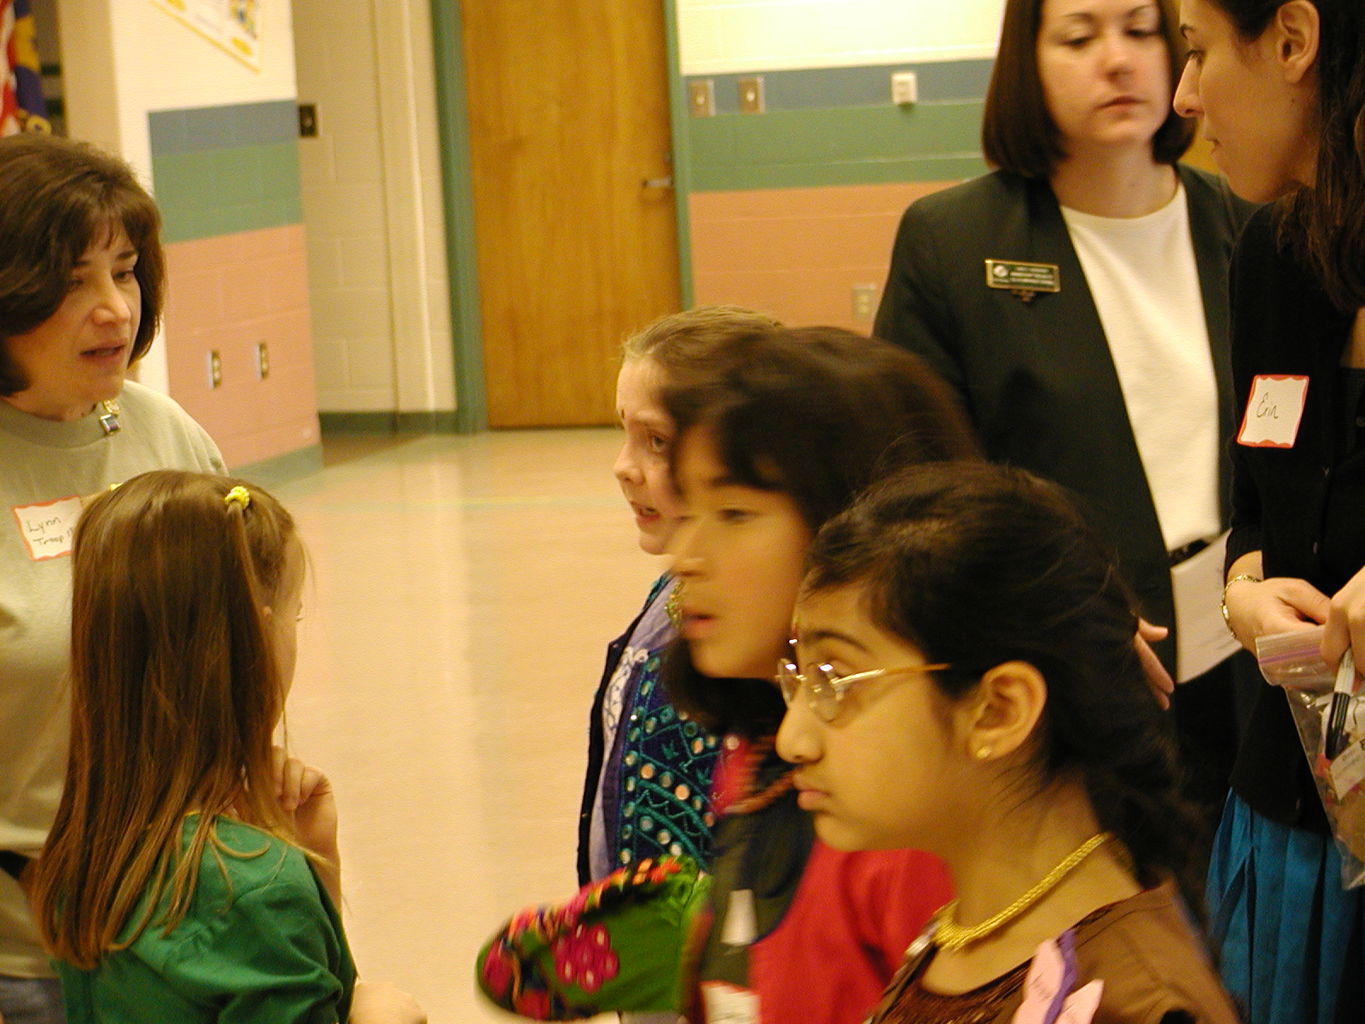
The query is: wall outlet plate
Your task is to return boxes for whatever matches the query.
[208,350,222,389]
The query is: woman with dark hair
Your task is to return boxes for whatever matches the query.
[0,133,222,1023]
[1174,1,1365,1019]
[875,0,1257,855]
[778,462,1240,1023]
[661,327,976,1024]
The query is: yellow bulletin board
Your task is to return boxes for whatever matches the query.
[150,0,262,72]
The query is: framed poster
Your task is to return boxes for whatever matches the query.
[150,0,261,71]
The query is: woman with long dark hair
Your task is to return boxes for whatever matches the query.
[1174,1,1365,1019]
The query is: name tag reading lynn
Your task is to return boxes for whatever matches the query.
[985,259,1061,302]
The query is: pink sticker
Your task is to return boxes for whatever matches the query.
[1014,938,1067,1024]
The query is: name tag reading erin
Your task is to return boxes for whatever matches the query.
[985,259,1060,301]
[12,494,83,561]
[1238,374,1309,448]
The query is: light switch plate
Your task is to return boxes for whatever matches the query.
[739,76,765,114]
[688,79,715,117]
[891,71,918,105]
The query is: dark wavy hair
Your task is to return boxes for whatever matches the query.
[1212,0,1365,310]
[802,461,1202,903]
[0,134,165,396]
[660,327,979,737]
[982,0,1195,177]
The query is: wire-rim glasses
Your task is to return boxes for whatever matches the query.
[777,640,950,723]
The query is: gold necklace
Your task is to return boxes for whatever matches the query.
[931,831,1113,952]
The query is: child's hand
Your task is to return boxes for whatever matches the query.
[271,747,339,861]
[348,980,427,1024]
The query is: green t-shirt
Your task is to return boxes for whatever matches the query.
[56,817,356,1024]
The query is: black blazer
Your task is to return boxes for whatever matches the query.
[875,166,1256,672]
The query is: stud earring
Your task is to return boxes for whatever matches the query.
[974,745,993,761]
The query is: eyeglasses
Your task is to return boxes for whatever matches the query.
[777,641,950,723]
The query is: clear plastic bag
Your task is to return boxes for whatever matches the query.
[1255,627,1365,888]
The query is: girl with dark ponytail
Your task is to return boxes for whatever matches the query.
[777,462,1239,1023]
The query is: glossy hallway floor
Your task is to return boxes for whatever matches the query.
[273,430,660,1023]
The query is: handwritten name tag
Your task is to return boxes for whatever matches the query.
[12,495,82,561]
[1237,375,1309,448]
[701,982,760,1024]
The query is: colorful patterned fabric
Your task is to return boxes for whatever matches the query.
[581,576,720,882]
[477,857,710,1020]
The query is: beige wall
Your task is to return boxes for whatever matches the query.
[292,0,454,415]
[676,0,1005,74]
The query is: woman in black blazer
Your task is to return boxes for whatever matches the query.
[875,0,1256,861]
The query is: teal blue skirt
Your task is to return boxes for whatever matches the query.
[1208,792,1363,1023]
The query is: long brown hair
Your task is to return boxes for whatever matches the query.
[1212,0,1365,309]
[29,471,299,968]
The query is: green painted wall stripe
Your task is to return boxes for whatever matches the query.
[689,59,994,115]
[663,0,693,307]
[430,0,487,433]
[148,100,297,155]
[152,141,303,243]
[688,100,986,192]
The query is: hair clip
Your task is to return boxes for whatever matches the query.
[224,486,251,510]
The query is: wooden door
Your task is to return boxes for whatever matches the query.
[462,1,682,427]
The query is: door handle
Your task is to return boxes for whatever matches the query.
[641,175,674,189]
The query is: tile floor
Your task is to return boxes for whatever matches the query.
[274,430,662,1023]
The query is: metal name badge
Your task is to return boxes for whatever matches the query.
[984,259,1060,303]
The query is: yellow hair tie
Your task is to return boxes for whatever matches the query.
[224,485,251,510]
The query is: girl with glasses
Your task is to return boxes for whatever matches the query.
[777,461,1240,1024]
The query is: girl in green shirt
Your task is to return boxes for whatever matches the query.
[27,470,423,1024]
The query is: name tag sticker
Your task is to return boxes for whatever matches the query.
[985,259,1061,294]
[1238,374,1309,448]
[701,982,760,1024]
[12,494,83,561]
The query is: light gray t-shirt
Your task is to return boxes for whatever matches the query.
[0,380,224,976]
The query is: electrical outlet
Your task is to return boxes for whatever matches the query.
[852,283,878,321]
[208,350,222,389]
[891,71,918,105]
[255,341,270,380]
[739,76,765,114]
[688,79,715,118]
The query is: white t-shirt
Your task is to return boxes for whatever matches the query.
[1061,184,1221,553]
